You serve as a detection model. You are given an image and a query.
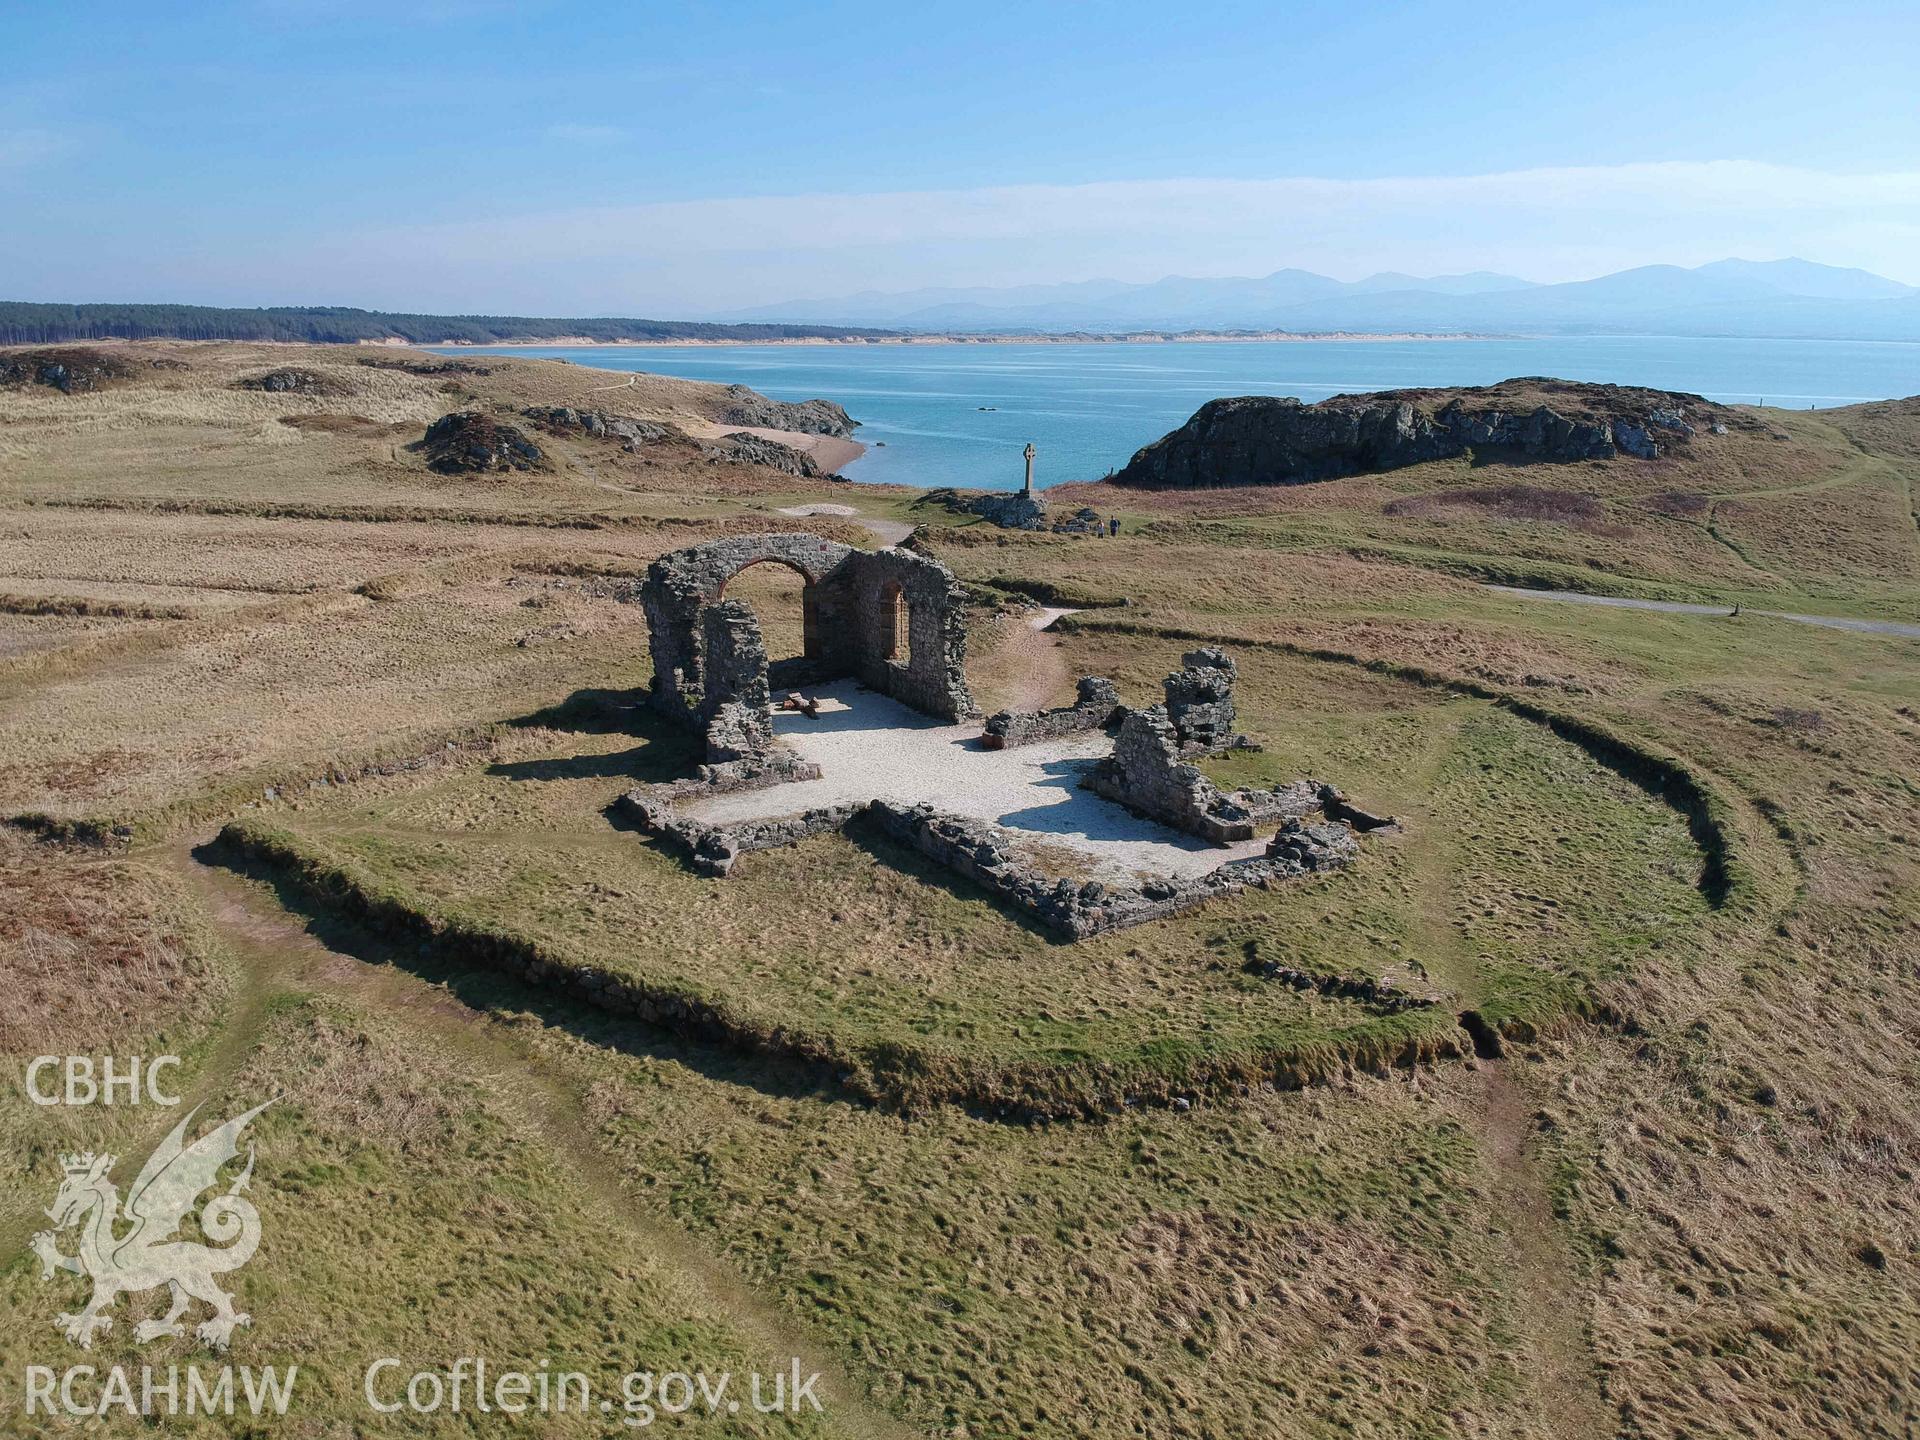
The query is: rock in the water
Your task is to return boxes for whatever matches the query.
[1112,379,1733,489]
[421,411,544,473]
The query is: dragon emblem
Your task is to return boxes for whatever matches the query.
[30,1101,272,1350]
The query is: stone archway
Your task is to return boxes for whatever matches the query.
[639,532,976,732]
[640,533,856,727]
[719,557,825,680]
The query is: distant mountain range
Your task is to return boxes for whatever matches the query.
[727,258,1920,340]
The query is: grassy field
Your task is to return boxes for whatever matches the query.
[1,341,1915,1437]
[206,634,1709,1112]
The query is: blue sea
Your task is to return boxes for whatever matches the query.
[453,337,1920,491]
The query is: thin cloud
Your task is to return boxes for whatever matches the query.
[542,123,630,146]
[13,159,1919,313]
[349,161,1920,301]
[0,129,76,170]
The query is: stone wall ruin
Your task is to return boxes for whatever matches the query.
[616,625,1391,940]
[982,676,1121,749]
[640,533,977,775]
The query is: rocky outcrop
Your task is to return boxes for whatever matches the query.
[705,431,821,477]
[714,385,857,438]
[359,356,492,376]
[1050,506,1111,536]
[523,406,675,451]
[1112,379,1730,489]
[421,411,544,473]
[982,677,1121,749]
[238,368,343,397]
[969,491,1048,530]
[0,347,134,394]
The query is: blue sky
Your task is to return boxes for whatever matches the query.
[3,0,1918,312]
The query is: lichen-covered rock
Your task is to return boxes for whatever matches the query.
[0,347,134,394]
[237,367,342,396]
[523,406,675,451]
[705,431,821,477]
[421,411,544,473]
[1050,506,1108,535]
[1318,783,1400,832]
[714,385,857,437]
[969,491,1048,529]
[1113,379,1728,488]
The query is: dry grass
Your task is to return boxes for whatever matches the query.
[1384,482,1631,537]
[0,829,225,1054]
[0,341,1914,1437]
[0,339,859,515]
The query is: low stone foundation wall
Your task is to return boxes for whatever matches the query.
[615,787,1362,933]
[617,790,860,877]
[981,677,1121,749]
[865,800,1357,939]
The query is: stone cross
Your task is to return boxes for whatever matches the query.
[1022,442,1036,494]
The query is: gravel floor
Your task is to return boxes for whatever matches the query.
[680,678,1266,881]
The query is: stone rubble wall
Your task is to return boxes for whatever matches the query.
[617,790,859,878]
[981,677,1121,749]
[843,547,978,721]
[613,788,1363,935]
[699,604,774,744]
[1164,647,1246,753]
[1076,646,1372,842]
[866,800,1358,939]
[1083,704,1319,843]
[642,533,855,728]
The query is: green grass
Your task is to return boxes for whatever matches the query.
[6,352,1916,1438]
[215,639,1712,1114]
